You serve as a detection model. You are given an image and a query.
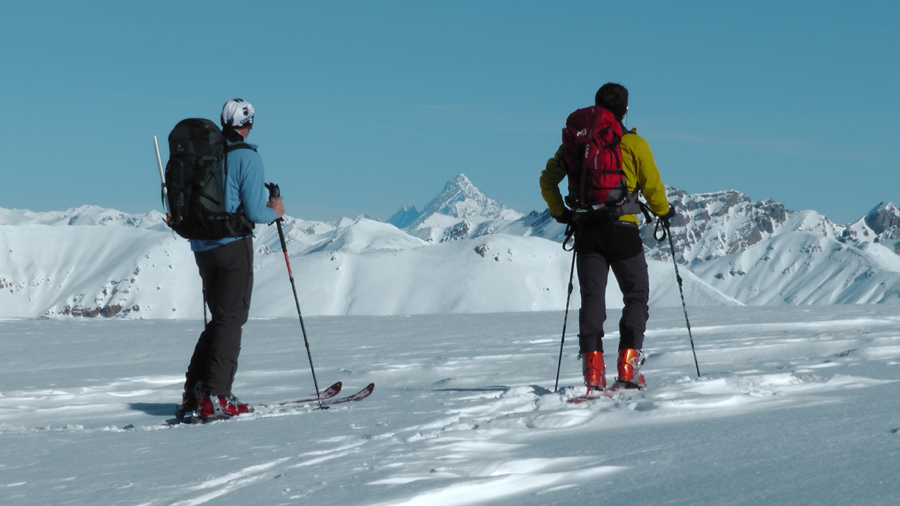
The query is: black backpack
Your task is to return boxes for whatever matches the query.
[164,118,255,240]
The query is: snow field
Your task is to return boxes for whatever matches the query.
[1,306,899,505]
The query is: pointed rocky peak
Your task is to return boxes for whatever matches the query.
[424,174,499,218]
[864,202,900,235]
[415,174,512,225]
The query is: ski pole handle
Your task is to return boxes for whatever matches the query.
[265,182,280,200]
[265,182,283,225]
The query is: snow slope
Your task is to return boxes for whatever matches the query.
[0,212,737,319]
[693,232,900,304]
[1,175,899,319]
[2,306,899,505]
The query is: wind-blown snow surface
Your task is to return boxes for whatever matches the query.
[2,306,899,505]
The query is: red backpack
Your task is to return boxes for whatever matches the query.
[561,106,630,212]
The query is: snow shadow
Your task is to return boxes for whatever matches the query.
[128,402,175,417]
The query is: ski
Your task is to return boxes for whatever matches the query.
[254,381,343,408]
[162,382,373,426]
[567,390,619,404]
[319,382,374,406]
[259,382,373,409]
[566,382,644,404]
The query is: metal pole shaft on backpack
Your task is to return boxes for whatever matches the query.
[266,183,326,409]
[554,246,578,392]
[153,136,167,211]
[664,222,701,377]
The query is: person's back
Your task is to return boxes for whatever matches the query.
[188,104,277,253]
[540,83,673,392]
[617,125,668,225]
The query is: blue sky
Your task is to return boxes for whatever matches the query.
[2,1,897,225]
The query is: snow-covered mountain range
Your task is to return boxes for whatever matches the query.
[387,173,524,242]
[1,174,898,319]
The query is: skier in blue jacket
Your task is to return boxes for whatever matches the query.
[177,98,285,421]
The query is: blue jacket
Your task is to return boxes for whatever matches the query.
[189,139,278,252]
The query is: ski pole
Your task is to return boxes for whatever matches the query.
[554,242,577,392]
[659,220,701,377]
[265,183,327,409]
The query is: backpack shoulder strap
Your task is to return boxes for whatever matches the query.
[221,141,256,187]
[222,141,256,180]
[225,141,257,153]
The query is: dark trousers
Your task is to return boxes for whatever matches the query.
[186,237,253,396]
[575,222,649,354]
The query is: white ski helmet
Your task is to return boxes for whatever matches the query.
[221,98,255,129]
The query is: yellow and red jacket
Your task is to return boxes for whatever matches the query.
[539,127,669,225]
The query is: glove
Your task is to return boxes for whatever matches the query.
[552,209,575,226]
[659,203,676,227]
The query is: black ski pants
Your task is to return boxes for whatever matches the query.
[575,221,650,354]
[186,237,253,396]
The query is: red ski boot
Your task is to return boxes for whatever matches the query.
[581,351,606,392]
[198,391,252,421]
[616,348,646,389]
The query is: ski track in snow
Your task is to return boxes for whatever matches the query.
[1,306,899,505]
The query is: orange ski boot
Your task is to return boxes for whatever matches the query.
[581,351,606,392]
[616,349,646,389]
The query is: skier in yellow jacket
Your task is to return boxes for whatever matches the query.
[540,82,673,390]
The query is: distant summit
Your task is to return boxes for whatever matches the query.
[418,174,509,222]
[842,201,900,254]
[391,174,523,242]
